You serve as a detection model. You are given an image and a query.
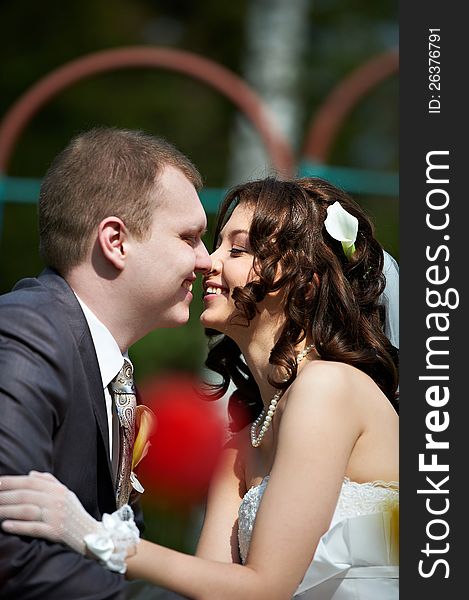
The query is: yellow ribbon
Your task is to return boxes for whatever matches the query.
[376,492,399,565]
[389,500,399,565]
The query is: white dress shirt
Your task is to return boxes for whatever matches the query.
[74,294,130,460]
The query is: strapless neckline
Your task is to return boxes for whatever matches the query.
[246,474,399,494]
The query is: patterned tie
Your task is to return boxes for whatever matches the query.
[109,359,136,508]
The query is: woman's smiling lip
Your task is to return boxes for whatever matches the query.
[203,281,229,297]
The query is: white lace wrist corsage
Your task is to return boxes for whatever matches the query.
[84,504,140,574]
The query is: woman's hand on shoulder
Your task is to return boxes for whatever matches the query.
[0,471,99,554]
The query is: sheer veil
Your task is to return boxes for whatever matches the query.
[381,250,399,349]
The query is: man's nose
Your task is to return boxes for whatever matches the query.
[195,240,212,273]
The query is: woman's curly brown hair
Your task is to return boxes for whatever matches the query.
[204,177,398,429]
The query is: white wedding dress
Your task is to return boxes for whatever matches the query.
[238,476,399,599]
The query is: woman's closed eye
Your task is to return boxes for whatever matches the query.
[229,247,248,256]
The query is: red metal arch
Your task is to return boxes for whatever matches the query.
[0,46,295,176]
[303,49,398,163]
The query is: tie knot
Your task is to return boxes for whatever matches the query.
[110,359,135,395]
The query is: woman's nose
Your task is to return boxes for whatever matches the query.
[208,256,222,275]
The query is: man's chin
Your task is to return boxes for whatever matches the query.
[163,319,190,329]
[161,308,191,328]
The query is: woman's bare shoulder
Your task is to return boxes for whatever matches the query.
[282,359,391,437]
[292,359,362,401]
[295,359,388,403]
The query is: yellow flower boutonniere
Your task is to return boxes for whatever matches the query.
[130,405,156,493]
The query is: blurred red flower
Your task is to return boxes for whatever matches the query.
[137,374,226,506]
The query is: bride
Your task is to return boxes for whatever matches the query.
[0,177,399,599]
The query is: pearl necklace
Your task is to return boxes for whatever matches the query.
[250,344,315,448]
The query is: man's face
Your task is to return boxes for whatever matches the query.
[126,165,210,330]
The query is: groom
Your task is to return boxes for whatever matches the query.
[0,127,211,598]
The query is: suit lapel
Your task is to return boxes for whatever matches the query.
[79,340,113,476]
[37,269,114,480]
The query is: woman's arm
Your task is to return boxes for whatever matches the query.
[128,540,260,599]
[195,433,247,563]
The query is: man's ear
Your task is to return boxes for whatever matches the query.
[97,217,128,271]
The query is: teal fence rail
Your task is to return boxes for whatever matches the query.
[0,164,398,237]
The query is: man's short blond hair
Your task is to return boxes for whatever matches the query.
[39,127,202,275]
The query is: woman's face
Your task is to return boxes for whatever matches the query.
[200,203,257,333]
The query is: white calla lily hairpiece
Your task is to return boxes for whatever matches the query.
[324,201,358,260]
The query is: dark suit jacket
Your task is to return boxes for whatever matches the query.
[0,269,144,599]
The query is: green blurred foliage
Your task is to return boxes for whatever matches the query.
[0,0,398,552]
[0,0,398,286]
